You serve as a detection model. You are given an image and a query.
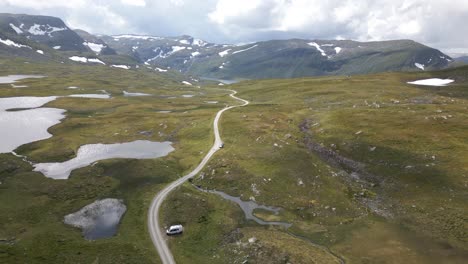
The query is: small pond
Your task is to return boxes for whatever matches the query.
[0,75,45,84]
[196,186,291,228]
[123,91,151,97]
[0,96,65,153]
[68,94,111,99]
[64,198,127,240]
[200,77,240,85]
[34,140,174,179]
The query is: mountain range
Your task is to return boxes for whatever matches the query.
[0,13,459,80]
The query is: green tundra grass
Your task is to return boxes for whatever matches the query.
[1,56,467,263]
[0,58,235,263]
[165,67,468,263]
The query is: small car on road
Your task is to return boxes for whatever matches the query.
[219,142,224,148]
[166,225,183,235]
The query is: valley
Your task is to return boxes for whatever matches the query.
[161,68,468,263]
[0,11,467,264]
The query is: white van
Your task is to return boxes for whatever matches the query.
[166,225,183,235]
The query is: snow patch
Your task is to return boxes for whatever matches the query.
[334,47,342,54]
[111,65,131,70]
[232,45,258,55]
[0,38,31,49]
[219,62,228,69]
[191,51,201,57]
[407,78,454,87]
[69,56,88,63]
[440,56,453,62]
[179,39,190,45]
[414,63,425,71]
[171,46,186,53]
[84,42,105,54]
[53,46,61,50]
[193,39,207,47]
[219,49,231,57]
[88,58,106,65]
[69,56,105,64]
[28,24,67,36]
[36,50,44,55]
[308,42,327,57]
[9,23,23,34]
[182,81,192,86]
[155,67,168,72]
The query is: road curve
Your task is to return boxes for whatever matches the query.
[148,89,249,264]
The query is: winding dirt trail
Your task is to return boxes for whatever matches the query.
[147,90,249,264]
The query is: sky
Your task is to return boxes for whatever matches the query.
[0,0,467,54]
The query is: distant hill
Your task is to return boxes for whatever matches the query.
[74,29,117,55]
[0,13,88,52]
[0,13,140,66]
[454,56,468,64]
[101,35,453,80]
[0,13,454,80]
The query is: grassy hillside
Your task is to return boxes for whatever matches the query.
[0,59,233,263]
[187,39,451,79]
[1,55,466,263]
[163,66,468,263]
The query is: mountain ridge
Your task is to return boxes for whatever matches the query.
[0,13,454,80]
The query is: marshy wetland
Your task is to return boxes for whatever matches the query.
[1,58,467,263]
[163,68,468,263]
[0,60,234,263]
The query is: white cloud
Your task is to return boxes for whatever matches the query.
[207,0,468,51]
[0,0,86,9]
[66,5,128,32]
[169,0,185,6]
[120,0,146,7]
[0,0,467,52]
[209,0,265,25]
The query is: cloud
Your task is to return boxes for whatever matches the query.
[207,0,468,52]
[121,0,146,7]
[0,0,467,52]
[0,0,86,9]
[169,0,185,6]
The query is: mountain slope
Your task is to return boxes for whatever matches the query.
[102,35,452,79]
[0,14,143,68]
[0,13,88,52]
[454,56,468,64]
[74,29,117,55]
[0,13,454,80]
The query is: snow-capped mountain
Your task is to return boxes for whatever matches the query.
[0,13,88,52]
[101,35,452,79]
[0,13,454,79]
[74,29,117,56]
[99,34,214,69]
[0,13,140,66]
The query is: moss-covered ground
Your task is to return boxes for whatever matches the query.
[167,67,468,263]
[1,57,467,263]
[0,59,234,263]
